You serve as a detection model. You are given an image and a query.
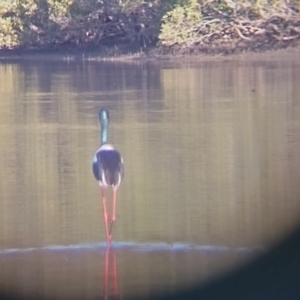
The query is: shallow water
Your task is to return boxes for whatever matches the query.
[0,56,300,299]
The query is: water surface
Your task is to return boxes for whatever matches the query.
[0,56,300,299]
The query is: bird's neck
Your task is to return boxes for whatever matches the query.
[101,125,108,145]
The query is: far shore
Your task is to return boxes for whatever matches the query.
[0,44,299,63]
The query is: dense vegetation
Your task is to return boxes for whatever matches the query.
[0,0,300,55]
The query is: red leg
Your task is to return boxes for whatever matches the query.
[112,188,117,223]
[109,188,117,237]
[101,186,110,243]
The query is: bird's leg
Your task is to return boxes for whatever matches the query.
[109,188,117,236]
[112,188,117,224]
[101,186,110,243]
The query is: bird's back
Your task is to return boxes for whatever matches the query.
[93,144,124,188]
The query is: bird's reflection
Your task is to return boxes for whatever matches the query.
[102,245,120,300]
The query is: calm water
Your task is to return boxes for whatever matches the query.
[0,56,300,299]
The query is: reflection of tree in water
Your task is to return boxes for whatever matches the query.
[102,246,121,300]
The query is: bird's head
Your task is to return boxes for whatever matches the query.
[99,108,110,127]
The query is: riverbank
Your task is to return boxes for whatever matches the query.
[0,42,299,63]
[1,0,300,62]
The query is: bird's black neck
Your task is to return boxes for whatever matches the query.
[101,125,108,145]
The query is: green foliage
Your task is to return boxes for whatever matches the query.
[0,0,299,50]
[0,1,28,48]
[118,0,147,12]
[0,0,75,48]
[158,0,201,46]
[48,0,73,18]
[0,17,19,48]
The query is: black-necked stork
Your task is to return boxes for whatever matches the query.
[93,108,124,243]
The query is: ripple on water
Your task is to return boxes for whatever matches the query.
[0,241,267,255]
